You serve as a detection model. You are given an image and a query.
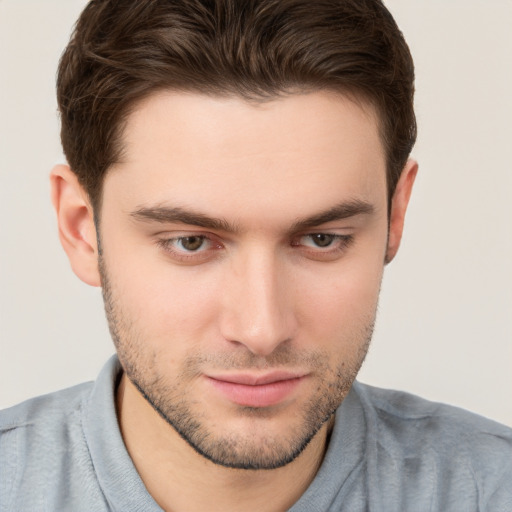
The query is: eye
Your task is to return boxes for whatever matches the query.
[160,235,212,253]
[156,234,223,263]
[292,233,354,261]
[302,233,338,248]
[299,233,352,249]
[174,235,208,252]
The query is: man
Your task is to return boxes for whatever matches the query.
[1,0,511,510]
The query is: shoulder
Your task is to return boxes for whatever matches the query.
[351,382,512,508]
[0,381,93,434]
[0,382,95,510]
[353,380,512,440]
[0,381,95,465]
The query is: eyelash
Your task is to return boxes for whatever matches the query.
[156,233,354,263]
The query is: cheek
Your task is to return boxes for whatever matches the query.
[133,273,220,331]
[294,258,383,344]
[103,245,223,350]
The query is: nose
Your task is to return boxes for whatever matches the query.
[219,248,297,357]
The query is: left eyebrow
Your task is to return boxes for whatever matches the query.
[289,199,375,232]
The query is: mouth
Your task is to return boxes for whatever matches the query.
[205,371,307,408]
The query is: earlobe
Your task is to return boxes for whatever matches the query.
[385,159,418,264]
[50,164,101,287]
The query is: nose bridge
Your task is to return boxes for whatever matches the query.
[220,245,295,356]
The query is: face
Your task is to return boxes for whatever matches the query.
[98,91,389,469]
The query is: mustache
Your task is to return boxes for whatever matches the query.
[179,321,375,377]
[180,345,330,376]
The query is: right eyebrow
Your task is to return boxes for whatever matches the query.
[130,205,239,233]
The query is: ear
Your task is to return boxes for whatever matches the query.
[50,164,101,286]
[385,159,418,264]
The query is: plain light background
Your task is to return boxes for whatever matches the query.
[0,0,511,426]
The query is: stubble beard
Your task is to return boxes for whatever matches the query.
[100,256,374,470]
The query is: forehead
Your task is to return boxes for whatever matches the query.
[104,90,387,226]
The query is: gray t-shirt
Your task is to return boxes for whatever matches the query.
[1,356,511,511]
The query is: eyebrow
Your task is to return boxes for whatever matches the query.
[130,199,374,233]
[290,199,374,231]
[130,205,237,232]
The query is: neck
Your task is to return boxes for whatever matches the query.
[116,374,332,512]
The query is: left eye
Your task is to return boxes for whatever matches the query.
[302,233,338,248]
[298,233,351,249]
[173,236,209,252]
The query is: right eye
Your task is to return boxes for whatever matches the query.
[156,234,224,264]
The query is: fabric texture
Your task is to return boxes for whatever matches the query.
[1,356,511,511]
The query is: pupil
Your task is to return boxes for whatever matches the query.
[313,234,333,247]
[182,236,203,251]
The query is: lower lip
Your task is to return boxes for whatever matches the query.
[207,377,304,408]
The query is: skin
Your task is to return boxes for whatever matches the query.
[51,90,417,512]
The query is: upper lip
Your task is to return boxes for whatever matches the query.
[207,371,307,386]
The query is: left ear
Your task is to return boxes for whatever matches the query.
[385,159,418,264]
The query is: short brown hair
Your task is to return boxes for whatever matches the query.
[57,0,416,212]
